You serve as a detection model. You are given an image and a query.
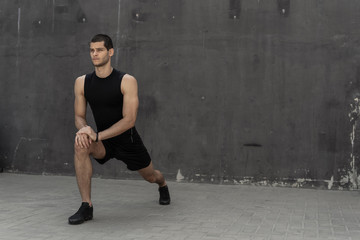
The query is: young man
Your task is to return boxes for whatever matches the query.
[68,34,170,225]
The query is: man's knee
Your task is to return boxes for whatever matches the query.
[74,142,91,156]
[143,173,157,183]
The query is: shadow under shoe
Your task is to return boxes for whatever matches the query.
[68,202,93,225]
[159,185,171,205]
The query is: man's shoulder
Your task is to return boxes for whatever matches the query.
[74,75,86,94]
[120,74,138,94]
[75,75,86,84]
[122,73,136,81]
[77,74,86,79]
[122,74,137,86]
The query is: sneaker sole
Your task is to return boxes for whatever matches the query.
[68,216,93,225]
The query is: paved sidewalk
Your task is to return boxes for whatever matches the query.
[1,173,360,240]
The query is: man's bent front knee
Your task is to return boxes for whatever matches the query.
[74,142,91,156]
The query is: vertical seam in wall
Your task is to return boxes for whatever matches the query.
[16,7,21,68]
[15,6,21,96]
[17,8,21,39]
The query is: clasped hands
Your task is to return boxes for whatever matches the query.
[75,125,97,149]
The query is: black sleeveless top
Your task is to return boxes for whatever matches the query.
[84,69,126,133]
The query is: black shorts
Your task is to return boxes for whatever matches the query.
[94,127,151,171]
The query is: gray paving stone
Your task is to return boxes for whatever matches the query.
[1,173,360,240]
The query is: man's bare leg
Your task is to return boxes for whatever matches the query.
[138,162,170,205]
[138,161,166,187]
[74,145,93,206]
[69,141,106,225]
[74,140,106,205]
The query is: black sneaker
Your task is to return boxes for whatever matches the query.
[68,202,93,225]
[159,185,171,205]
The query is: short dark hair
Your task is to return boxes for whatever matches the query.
[90,34,113,50]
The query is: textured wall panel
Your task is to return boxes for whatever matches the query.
[1,0,360,189]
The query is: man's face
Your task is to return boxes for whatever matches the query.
[89,41,113,67]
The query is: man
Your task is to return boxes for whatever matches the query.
[68,34,170,225]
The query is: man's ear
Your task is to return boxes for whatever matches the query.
[109,48,114,57]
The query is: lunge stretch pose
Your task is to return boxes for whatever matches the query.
[68,34,170,225]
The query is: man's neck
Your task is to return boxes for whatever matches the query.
[95,65,113,78]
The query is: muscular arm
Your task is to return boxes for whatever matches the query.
[74,75,88,130]
[74,75,91,148]
[77,74,139,141]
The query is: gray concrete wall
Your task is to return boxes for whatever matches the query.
[1,0,360,189]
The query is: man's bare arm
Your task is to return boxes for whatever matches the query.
[78,74,139,141]
[74,75,91,148]
[74,75,88,129]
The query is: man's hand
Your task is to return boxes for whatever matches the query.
[77,126,97,141]
[75,126,97,148]
[75,133,91,149]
